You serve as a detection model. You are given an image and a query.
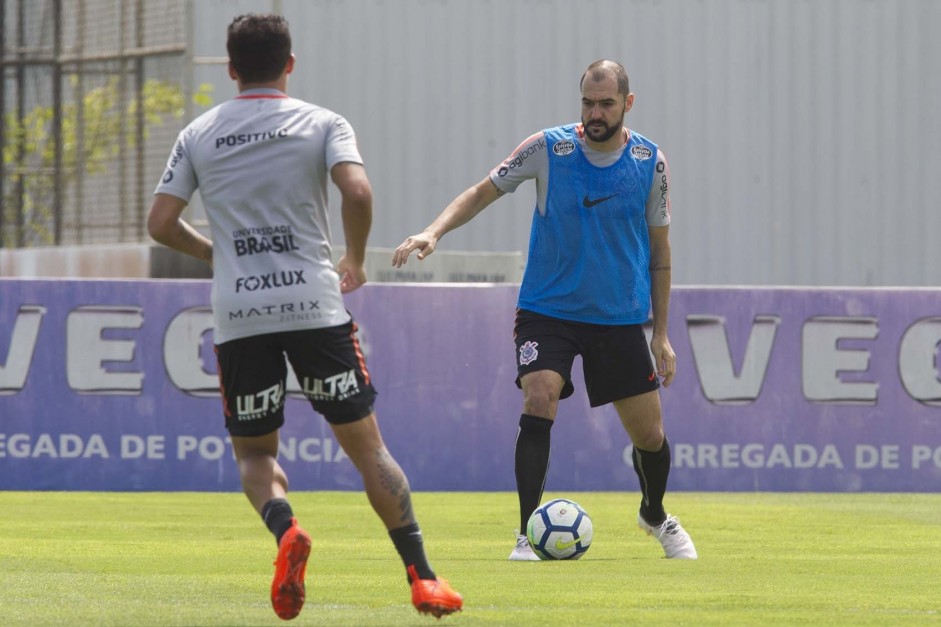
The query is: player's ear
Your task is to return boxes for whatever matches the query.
[624,93,635,114]
[284,54,296,75]
[227,61,238,81]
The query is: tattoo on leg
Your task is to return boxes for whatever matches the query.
[376,448,415,523]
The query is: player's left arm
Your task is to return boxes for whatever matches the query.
[332,161,373,293]
[647,149,675,386]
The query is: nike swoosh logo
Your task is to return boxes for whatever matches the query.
[583,194,617,208]
[648,372,656,381]
[554,536,584,551]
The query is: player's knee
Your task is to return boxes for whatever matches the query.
[522,394,557,418]
[522,383,561,417]
[633,429,665,452]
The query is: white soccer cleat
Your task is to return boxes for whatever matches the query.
[508,533,541,561]
[638,513,698,559]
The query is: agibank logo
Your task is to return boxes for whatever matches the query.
[497,138,546,177]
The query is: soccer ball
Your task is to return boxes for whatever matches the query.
[526,498,593,560]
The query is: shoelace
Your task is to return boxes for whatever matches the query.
[657,517,680,536]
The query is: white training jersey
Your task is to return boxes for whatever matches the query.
[155,88,362,344]
[488,126,671,226]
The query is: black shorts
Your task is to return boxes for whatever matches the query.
[513,309,659,407]
[214,319,377,437]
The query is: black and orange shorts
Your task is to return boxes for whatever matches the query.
[215,319,377,436]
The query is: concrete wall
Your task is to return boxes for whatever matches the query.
[6,0,939,287]
[183,0,941,287]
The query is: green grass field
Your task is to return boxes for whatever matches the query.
[1,491,940,626]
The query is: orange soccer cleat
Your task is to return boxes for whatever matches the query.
[271,518,312,620]
[409,565,464,619]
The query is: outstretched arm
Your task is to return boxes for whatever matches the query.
[391,177,503,267]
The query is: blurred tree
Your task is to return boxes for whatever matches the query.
[1,79,213,246]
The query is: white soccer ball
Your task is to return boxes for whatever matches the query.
[526,498,593,560]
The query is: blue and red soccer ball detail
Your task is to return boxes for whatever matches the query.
[526,498,593,560]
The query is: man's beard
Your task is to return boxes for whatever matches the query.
[583,116,623,142]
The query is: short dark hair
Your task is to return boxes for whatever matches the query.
[580,59,630,95]
[226,14,292,84]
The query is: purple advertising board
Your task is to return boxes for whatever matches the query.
[1,279,940,492]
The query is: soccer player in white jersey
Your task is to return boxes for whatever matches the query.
[393,60,697,562]
[147,13,462,620]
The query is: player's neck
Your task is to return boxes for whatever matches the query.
[584,127,628,153]
[238,76,288,95]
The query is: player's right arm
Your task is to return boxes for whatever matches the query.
[391,132,545,267]
[391,177,503,267]
[148,129,212,267]
[147,193,213,266]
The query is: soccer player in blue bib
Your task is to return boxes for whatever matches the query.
[393,59,697,561]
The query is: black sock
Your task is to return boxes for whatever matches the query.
[515,414,553,532]
[261,498,295,546]
[389,523,435,583]
[633,438,671,525]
